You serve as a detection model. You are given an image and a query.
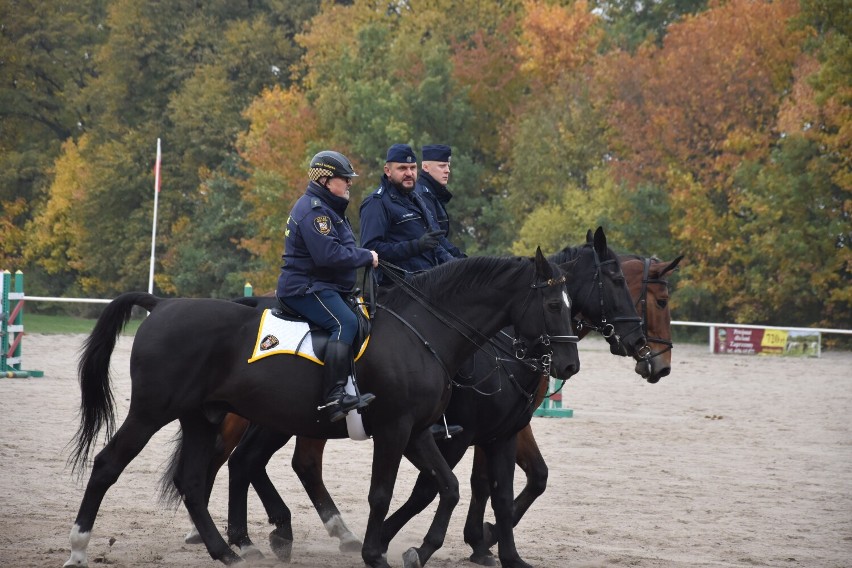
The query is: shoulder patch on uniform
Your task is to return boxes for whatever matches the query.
[311,198,322,208]
[376,187,383,195]
[314,215,331,235]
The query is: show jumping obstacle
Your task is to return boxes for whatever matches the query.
[0,271,43,378]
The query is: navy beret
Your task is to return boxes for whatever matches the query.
[386,143,417,164]
[422,144,451,162]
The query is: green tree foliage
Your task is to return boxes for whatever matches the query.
[0,0,105,267]
[6,0,848,332]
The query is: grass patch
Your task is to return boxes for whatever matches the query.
[22,313,142,335]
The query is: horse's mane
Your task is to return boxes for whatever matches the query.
[380,256,533,312]
[548,244,587,265]
[618,253,660,262]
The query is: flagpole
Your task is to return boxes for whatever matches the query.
[148,138,161,294]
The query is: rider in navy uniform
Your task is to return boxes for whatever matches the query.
[277,150,379,422]
[360,144,463,439]
[359,143,454,285]
[416,144,465,259]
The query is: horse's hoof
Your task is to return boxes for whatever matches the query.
[268,532,293,563]
[63,557,88,568]
[469,550,498,567]
[239,544,265,561]
[221,549,247,565]
[402,547,422,568]
[338,536,362,554]
[184,531,203,545]
[483,521,499,547]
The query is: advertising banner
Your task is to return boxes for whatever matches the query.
[713,327,820,356]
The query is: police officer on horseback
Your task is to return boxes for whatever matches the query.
[277,150,378,422]
[416,144,465,259]
[359,143,455,285]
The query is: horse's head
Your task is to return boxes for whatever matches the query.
[619,254,683,383]
[509,248,581,382]
[555,227,648,361]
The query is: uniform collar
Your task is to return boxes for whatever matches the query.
[418,170,453,201]
[307,181,349,214]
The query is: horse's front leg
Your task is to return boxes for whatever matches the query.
[464,445,497,566]
[226,424,293,562]
[362,427,410,568]
[292,436,362,553]
[381,435,470,554]
[484,434,533,568]
[397,429,461,568]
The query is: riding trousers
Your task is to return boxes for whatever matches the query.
[278,289,358,345]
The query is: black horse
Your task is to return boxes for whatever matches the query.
[64,251,580,568]
[178,227,648,568]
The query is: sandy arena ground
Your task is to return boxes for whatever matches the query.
[1,333,850,567]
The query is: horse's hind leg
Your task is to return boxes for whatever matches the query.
[174,412,243,566]
[186,414,249,545]
[65,415,163,568]
[292,436,362,553]
[398,430,460,568]
[226,424,293,561]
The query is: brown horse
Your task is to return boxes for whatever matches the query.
[180,253,681,563]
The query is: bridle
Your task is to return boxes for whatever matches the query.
[372,259,578,389]
[572,247,649,359]
[636,257,673,361]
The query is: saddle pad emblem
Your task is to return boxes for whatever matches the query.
[248,309,370,365]
[259,334,279,351]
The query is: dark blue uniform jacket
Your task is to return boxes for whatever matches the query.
[416,171,465,259]
[360,174,454,283]
[277,182,373,297]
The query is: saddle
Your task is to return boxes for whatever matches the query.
[267,292,371,361]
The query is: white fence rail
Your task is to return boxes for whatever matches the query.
[23,295,852,338]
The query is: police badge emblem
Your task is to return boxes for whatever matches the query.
[314,215,331,235]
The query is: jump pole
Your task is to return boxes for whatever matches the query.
[1,270,44,378]
[533,377,573,418]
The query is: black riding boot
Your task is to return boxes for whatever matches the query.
[323,340,375,423]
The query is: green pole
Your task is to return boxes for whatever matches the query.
[1,270,9,373]
[244,282,253,297]
[13,271,23,364]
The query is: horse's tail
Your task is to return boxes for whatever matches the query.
[158,429,185,509]
[68,291,159,476]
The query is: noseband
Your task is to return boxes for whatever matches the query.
[512,273,579,376]
[637,257,673,361]
[574,248,649,359]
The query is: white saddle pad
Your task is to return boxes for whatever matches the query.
[247,309,370,440]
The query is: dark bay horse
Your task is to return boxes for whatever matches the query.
[64,252,580,568]
[178,228,650,568]
[463,254,683,566]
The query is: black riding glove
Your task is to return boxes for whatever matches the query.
[417,230,443,252]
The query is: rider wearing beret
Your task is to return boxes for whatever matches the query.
[277,150,378,422]
[359,144,454,285]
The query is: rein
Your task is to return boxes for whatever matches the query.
[373,259,576,396]
[637,257,673,360]
[572,247,648,359]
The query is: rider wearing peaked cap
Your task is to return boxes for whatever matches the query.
[359,144,455,286]
[277,150,378,422]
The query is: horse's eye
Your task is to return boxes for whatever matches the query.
[548,301,563,312]
[656,299,668,309]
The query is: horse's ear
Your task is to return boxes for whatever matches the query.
[662,255,684,276]
[534,246,553,279]
[593,226,607,258]
[586,229,593,243]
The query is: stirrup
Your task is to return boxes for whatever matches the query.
[327,393,375,423]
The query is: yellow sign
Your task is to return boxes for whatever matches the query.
[761,329,788,354]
